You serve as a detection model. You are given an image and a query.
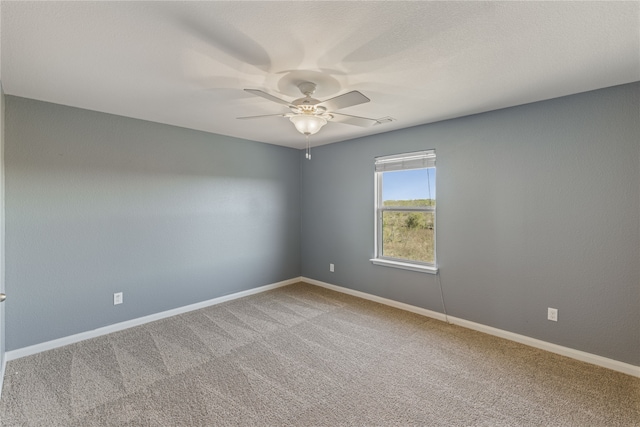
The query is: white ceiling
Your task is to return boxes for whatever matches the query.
[1,1,638,149]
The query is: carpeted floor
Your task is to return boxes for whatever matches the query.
[1,282,638,426]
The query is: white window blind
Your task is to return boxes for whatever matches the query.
[374,150,436,172]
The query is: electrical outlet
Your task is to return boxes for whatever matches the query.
[114,292,123,305]
[547,307,558,322]
[329,263,335,273]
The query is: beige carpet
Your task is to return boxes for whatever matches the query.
[1,282,638,426]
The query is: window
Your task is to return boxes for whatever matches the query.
[371,150,437,273]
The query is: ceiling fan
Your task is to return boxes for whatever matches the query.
[238,82,382,159]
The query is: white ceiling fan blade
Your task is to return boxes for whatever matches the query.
[244,89,293,106]
[331,113,379,127]
[237,113,288,120]
[317,91,370,111]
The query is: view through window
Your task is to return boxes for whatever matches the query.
[374,150,436,270]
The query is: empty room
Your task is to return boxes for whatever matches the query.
[0,1,638,425]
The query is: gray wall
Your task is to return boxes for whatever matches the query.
[301,82,640,366]
[5,96,301,350]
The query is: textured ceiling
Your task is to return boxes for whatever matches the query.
[1,1,638,149]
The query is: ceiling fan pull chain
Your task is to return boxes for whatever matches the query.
[305,135,311,160]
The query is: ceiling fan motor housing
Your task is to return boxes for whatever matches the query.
[297,81,317,96]
[290,82,322,109]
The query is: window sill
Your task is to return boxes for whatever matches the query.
[370,258,439,274]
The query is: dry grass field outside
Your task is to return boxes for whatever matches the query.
[382,199,435,263]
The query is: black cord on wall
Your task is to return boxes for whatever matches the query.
[436,270,450,324]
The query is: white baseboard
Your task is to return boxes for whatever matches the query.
[302,277,640,378]
[302,277,448,322]
[5,277,302,362]
[447,316,640,378]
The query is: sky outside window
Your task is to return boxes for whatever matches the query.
[382,168,435,202]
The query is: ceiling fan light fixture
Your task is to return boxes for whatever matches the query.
[289,114,327,135]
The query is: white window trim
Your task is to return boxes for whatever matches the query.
[370,258,439,274]
[371,150,438,274]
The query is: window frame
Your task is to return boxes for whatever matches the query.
[371,150,438,274]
